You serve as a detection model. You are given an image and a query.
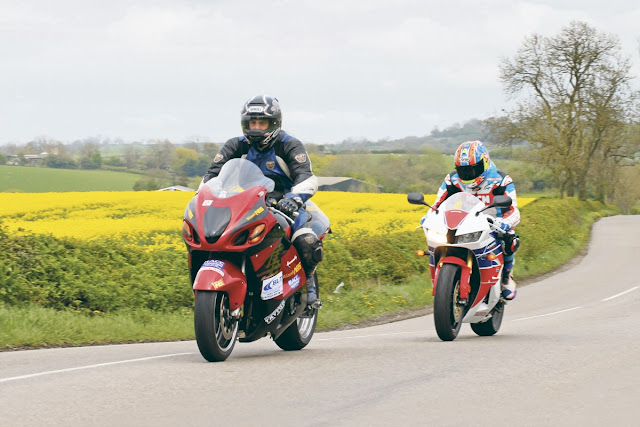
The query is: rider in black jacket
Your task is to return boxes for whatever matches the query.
[202,95,325,307]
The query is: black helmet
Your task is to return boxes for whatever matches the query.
[241,94,282,151]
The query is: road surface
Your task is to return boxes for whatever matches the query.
[1,216,639,426]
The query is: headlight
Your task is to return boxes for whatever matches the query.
[427,229,448,244]
[455,231,482,244]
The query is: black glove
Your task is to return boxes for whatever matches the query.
[276,197,302,218]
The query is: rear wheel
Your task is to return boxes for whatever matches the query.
[471,302,504,336]
[274,273,319,351]
[194,291,238,362]
[433,264,468,341]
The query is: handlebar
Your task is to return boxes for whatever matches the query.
[486,217,507,237]
[267,198,299,223]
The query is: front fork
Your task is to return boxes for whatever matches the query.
[433,252,473,300]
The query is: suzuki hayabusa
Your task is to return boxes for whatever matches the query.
[183,158,330,361]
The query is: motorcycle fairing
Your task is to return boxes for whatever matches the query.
[193,260,247,310]
[278,245,307,299]
[444,209,467,229]
[203,206,231,243]
[228,199,270,237]
[253,244,307,300]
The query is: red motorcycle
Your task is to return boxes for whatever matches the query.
[183,158,330,362]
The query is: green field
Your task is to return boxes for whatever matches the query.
[0,166,140,192]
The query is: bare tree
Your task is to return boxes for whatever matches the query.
[491,21,639,200]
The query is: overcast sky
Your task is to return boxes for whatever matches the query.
[1,0,639,146]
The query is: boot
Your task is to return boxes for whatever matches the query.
[305,273,322,309]
[501,271,517,300]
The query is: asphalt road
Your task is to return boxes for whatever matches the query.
[1,216,639,427]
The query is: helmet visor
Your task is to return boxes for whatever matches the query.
[456,163,484,182]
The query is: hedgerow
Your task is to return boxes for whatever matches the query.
[0,196,618,313]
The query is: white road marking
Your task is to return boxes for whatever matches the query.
[5,287,638,383]
[316,331,422,341]
[601,286,639,302]
[0,353,193,384]
[512,306,582,322]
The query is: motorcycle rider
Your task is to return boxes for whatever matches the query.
[433,140,520,300]
[201,94,325,307]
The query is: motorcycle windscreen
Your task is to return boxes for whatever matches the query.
[204,158,275,196]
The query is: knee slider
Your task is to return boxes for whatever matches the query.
[502,231,520,256]
[293,233,323,267]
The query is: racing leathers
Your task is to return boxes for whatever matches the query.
[202,131,327,304]
[434,161,520,295]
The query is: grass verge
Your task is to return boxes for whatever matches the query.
[0,306,193,349]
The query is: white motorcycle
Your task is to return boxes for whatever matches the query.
[408,192,513,341]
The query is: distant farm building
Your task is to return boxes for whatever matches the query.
[6,153,47,166]
[158,185,195,192]
[317,177,382,193]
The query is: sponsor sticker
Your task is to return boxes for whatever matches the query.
[212,279,224,289]
[288,275,301,290]
[248,106,264,113]
[213,153,224,163]
[246,206,265,221]
[283,262,302,279]
[200,266,225,276]
[261,271,283,300]
[203,260,226,269]
[264,300,286,324]
[286,255,298,268]
[202,200,213,206]
[294,153,307,163]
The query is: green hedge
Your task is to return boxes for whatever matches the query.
[0,230,192,313]
[0,197,620,313]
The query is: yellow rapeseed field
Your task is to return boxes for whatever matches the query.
[0,191,535,250]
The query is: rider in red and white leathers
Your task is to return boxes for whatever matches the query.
[433,140,520,299]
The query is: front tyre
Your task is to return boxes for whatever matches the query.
[471,301,504,336]
[194,291,239,362]
[274,273,319,351]
[433,264,467,341]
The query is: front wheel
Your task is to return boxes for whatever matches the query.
[194,291,239,362]
[471,301,504,336]
[433,264,468,341]
[274,273,319,351]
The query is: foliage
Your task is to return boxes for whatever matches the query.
[312,153,453,193]
[0,225,193,312]
[79,151,103,169]
[44,154,78,169]
[103,156,125,167]
[490,21,640,201]
[133,177,161,191]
